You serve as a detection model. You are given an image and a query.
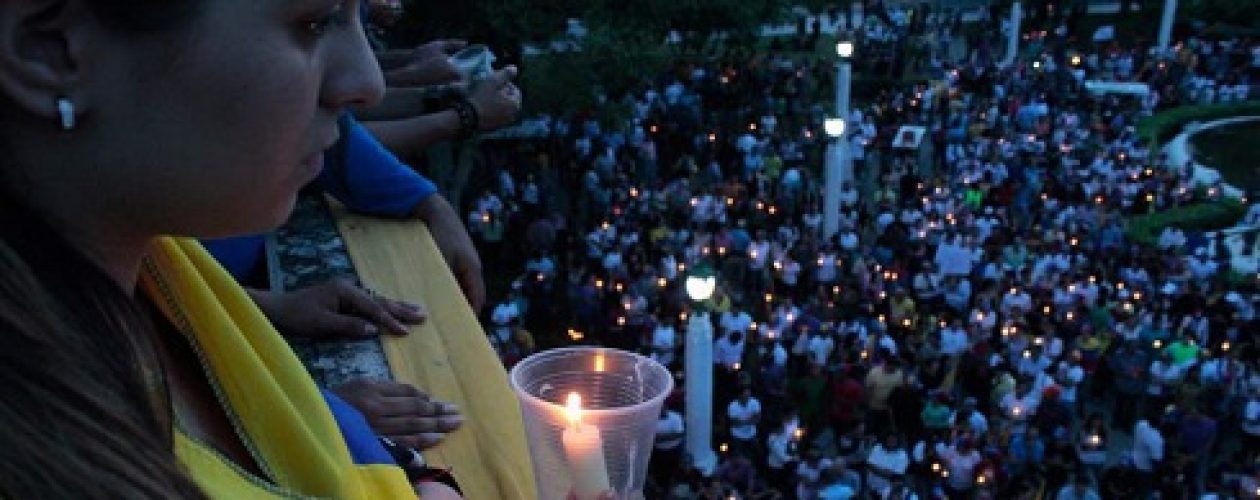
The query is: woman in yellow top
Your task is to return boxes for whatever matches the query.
[0,0,452,497]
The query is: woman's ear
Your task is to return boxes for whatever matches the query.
[0,0,89,124]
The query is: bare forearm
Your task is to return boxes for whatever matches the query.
[361,110,461,160]
[355,87,437,122]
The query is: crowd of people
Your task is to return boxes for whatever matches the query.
[473,5,1260,500]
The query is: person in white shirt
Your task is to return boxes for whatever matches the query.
[939,320,970,357]
[765,414,800,494]
[650,320,677,367]
[713,330,745,369]
[651,407,685,486]
[727,387,761,455]
[807,331,836,367]
[1132,419,1164,497]
[866,434,909,497]
[936,441,982,495]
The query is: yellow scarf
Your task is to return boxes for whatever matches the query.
[141,237,415,499]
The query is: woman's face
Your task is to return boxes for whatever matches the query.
[77,0,383,238]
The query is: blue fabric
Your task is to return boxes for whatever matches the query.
[204,115,435,281]
[322,390,396,465]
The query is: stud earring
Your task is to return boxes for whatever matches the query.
[56,97,75,131]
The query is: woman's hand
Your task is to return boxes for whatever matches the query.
[331,378,463,450]
[468,66,522,132]
[249,279,425,338]
[413,195,485,312]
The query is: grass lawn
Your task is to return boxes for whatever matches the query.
[1191,119,1260,192]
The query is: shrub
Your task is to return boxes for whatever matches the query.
[1136,100,1260,146]
[1125,198,1247,247]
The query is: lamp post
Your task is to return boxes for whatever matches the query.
[1002,0,1022,68]
[823,40,854,240]
[1157,0,1178,55]
[683,265,717,476]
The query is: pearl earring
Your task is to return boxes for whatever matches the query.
[56,97,75,130]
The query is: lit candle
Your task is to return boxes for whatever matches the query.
[1153,339,1163,349]
[679,312,689,322]
[1222,341,1232,352]
[562,393,611,500]
[1087,434,1102,448]
[1011,405,1024,418]
[658,278,668,288]
[931,462,942,474]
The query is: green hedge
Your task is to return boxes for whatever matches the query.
[1125,198,1247,247]
[1136,100,1260,146]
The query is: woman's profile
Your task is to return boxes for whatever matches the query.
[0,0,447,497]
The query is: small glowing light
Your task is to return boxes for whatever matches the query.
[708,133,717,142]
[615,282,624,293]
[1088,434,1102,447]
[718,247,727,256]
[1043,305,1052,315]
[678,263,686,273]
[749,123,757,131]
[774,261,783,271]
[768,206,778,216]
[726,197,735,206]
[649,125,658,134]
[878,314,886,324]
[765,293,774,303]
[1153,339,1163,349]
[977,475,988,485]
[594,354,606,373]
[702,247,711,256]
[680,312,689,321]
[568,329,584,341]
[1133,291,1144,301]
[931,462,942,473]
[658,278,668,288]
[832,285,841,295]
[861,350,870,359]
[755,201,765,211]
[902,319,912,327]
[1222,341,1232,352]
[1067,312,1076,321]
[1034,336,1045,346]
[817,257,825,266]
[595,279,605,288]
[793,427,805,440]
[836,41,855,58]
[565,393,587,430]
[690,197,699,207]
[629,187,640,198]
[732,363,741,371]
[481,213,491,223]
[1023,350,1033,359]
[719,443,729,453]
[1012,405,1024,417]
[1117,282,1126,291]
[617,316,626,326]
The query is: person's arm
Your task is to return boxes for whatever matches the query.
[361,66,521,160]
[361,110,461,160]
[410,195,486,312]
[355,86,444,122]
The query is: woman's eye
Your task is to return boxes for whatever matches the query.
[304,2,350,37]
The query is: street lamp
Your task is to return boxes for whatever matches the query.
[836,40,855,59]
[824,118,847,138]
[683,263,717,475]
[823,39,855,240]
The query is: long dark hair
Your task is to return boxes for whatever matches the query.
[0,1,206,497]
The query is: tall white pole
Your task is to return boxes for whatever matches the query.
[824,143,844,239]
[1157,0,1178,55]
[684,312,716,475]
[824,59,853,240]
[1002,0,1022,67]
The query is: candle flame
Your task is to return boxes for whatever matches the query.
[566,392,584,429]
[594,354,606,373]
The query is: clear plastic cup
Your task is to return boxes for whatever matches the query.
[510,347,673,500]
